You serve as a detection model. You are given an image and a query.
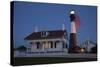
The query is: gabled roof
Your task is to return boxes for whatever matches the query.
[24,30,67,40]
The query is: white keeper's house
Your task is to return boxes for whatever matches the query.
[24,29,68,54]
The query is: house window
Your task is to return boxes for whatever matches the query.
[30,42,33,44]
[54,41,60,48]
[50,41,58,48]
[50,41,53,48]
[54,43,57,48]
[37,44,39,49]
[36,42,41,49]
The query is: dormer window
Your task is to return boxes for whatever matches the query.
[41,31,49,37]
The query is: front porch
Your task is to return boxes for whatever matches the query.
[26,39,68,52]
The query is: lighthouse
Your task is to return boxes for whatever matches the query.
[69,10,77,53]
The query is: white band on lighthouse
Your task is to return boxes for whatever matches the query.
[71,21,76,33]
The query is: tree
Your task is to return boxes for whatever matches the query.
[17,45,27,52]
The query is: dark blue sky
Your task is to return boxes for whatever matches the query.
[13,1,97,48]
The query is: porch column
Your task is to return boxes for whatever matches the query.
[31,42,35,51]
[48,41,51,48]
[42,42,44,51]
[53,41,55,48]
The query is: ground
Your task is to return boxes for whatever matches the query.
[12,57,97,66]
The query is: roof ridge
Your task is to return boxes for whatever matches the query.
[24,29,67,40]
[33,29,66,33]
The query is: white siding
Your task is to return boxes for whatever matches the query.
[47,42,63,51]
[26,38,68,52]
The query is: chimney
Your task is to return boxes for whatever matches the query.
[62,24,65,31]
[34,26,38,32]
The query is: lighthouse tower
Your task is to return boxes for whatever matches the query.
[69,10,77,53]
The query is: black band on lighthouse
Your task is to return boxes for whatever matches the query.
[70,14,76,21]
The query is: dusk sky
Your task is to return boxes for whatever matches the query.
[13,1,97,48]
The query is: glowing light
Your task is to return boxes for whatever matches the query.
[70,10,75,14]
[81,48,84,52]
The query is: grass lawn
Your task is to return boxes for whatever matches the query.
[12,57,97,66]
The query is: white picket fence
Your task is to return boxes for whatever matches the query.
[14,51,67,57]
[14,51,97,58]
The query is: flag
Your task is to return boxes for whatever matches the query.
[75,14,80,30]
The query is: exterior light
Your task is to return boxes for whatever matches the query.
[81,48,84,52]
[70,10,75,14]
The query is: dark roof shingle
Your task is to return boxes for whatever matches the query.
[24,30,66,40]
